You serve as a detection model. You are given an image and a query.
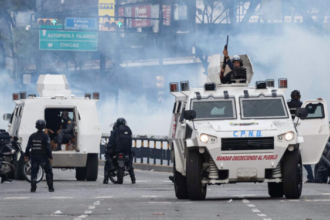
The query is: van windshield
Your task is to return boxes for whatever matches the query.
[190,97,236,120]
[240,96,289,119]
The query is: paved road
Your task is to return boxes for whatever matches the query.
[1,166,330,220]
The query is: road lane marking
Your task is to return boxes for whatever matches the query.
[94,201,100,205]
[84,210,92,215]
[4,197,29,200]
[142,195,160,198]
[322,193,330,195]
[243,199,270,219]
[88,206,95,209]
[258,214,267,217]
[51,197,73,199]
[51,210,66,216]
[98,175,104,178]
[94,196,113,199]
[242,199,249,203]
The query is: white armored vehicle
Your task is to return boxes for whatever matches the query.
[3,74,102,181]
[169,54,329,200]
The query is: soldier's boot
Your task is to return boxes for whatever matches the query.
[103,170,109,184]
[47,177,54,192]
[129,169,136,184]
[30,179,37,193]
[54,143,62,151]
[1,175,12,183]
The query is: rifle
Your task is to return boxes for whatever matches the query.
[222,35,229,70]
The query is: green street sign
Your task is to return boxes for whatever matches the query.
[39,25,98,51]
[117,22,123,28]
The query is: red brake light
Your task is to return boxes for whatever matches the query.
[278,78,288,88]
[13,93,19,100]
[170,82,178,92]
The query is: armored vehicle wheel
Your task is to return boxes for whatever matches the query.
[186,150,207,200]
[268,182,284,198]
[76,167,86,181]
[86,154,98,181]
[173,160,189,199]
[282,150,302,199]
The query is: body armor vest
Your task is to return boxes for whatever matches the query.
[31,133,47,155]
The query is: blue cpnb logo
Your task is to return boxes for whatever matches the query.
[233,130,262,137]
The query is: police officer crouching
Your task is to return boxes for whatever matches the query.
[54,111,74,151]
[25,120,54,192]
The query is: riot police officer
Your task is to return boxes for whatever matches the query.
[54,111,74,151]
[220,49,246,84]
[103,122,117,184]
[287,90,315,183]
[25,120,54,192]
[103,118,136,184]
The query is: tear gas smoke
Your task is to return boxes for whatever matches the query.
[0,2,329,136]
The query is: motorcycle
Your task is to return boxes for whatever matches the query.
[109,153,130,184]
[0,134,21,178]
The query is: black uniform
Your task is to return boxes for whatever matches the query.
[25,130,54,191]
[222,59,247,84]
[104,125,135,184]
[287,98,315,182]
[103,129,117,184]
[54,117,74,151]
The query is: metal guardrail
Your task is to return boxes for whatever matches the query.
[100,134,171,166]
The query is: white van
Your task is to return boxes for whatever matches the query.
[3,74,102,181]
[169,54,330,200]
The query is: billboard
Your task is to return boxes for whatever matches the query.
[118,4,171,28]
[99,0,115,30]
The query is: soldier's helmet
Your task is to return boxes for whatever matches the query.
[231,55,244,66]
[291,90,301,99]
[36,119,46,130]
[116,118,126,126]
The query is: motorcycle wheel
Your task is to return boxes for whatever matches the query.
[22,161,44,183]
[117,167,124,184]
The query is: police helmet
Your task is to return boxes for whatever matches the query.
[291,90,301,99]
[35,119,46,130]
[116,118,126,126]
[231,55,243,66]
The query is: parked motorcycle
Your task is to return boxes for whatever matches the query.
[0,132,21,178]
[109,153,130,184]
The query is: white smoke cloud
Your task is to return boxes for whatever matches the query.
[231,26,330,104]
[97,90,173,136]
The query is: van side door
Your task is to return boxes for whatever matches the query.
[297,100,330,164]
[74,107,80,152]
